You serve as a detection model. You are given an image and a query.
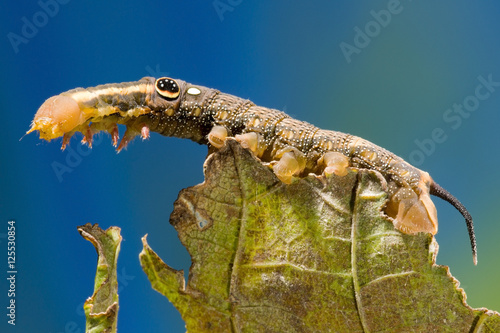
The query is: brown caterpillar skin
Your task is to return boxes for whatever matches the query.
[27,76,477,264]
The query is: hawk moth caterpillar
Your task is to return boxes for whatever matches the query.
[27,76,477,264]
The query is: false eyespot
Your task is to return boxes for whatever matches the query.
[155,77,180,100]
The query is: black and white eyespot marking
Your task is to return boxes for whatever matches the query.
[155,77,180,100]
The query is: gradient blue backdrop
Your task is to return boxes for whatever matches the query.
[2,1,500,332]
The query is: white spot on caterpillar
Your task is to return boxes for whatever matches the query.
[187,87,201,95]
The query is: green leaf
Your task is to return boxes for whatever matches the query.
[140,139,500,332]
[78,223,122,333]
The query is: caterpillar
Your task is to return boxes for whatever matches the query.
[27,76,477,264]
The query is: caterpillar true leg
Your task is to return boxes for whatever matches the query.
[81,126,94,148]
[117,127,140,152]
[110,124,119,147]
[61,133,73,151]
[140,124,150,140]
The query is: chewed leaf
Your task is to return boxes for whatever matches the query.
[78,223,121,333]
[139,139,499,332]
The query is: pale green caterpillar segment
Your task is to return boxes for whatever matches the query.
[28,76,477,264]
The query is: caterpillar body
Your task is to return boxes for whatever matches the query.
[27,76,477,264]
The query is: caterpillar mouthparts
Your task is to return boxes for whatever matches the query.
[28,93,152,152]
[27,95,84,141]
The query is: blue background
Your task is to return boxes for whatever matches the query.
[2,1,500,332]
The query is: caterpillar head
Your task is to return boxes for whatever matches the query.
[26,77,193,150]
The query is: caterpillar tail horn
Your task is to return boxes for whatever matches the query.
[430,182,477,265]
